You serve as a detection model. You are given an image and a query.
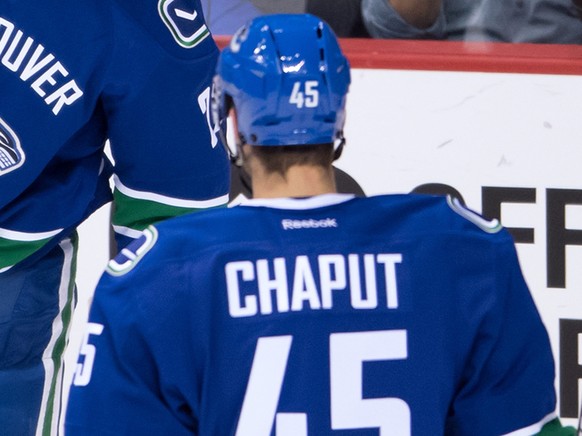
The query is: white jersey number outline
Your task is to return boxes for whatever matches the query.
[198,86,220,148]
[72,322,104,387]
[235,329,411,435]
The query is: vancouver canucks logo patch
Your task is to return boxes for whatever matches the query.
[107,226,158,276]
[158,0,210,48]
[0,118,25,175]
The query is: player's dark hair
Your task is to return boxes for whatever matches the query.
[252,144,335,177]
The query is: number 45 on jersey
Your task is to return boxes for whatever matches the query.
[236,330,411,436]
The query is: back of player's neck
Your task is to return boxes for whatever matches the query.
[252,166,336,199]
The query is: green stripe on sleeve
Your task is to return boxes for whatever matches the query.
[112,188,225,232]
[0,237,51,269]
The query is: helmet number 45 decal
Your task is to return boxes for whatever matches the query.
[158,0,210,49]
[290,81,319,109]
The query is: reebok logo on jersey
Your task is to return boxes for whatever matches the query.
[0,118,24,175]
[281,218,338,230]
[158,0,210,48]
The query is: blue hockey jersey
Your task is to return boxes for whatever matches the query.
[65,194,557,435]
[0,0,230,270]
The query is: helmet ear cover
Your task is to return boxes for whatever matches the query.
[211,14,351,166]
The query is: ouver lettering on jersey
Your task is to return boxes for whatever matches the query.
[0,17,83,115]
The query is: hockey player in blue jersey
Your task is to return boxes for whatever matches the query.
[65,13,575,436]
[0,0,229,434]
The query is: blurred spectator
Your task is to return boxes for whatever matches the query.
[252,0,305,14]
[306,0,370,37]
[361,0,582,44]
[201,0,304,34]
[201,0,261,35]
[201,0,368,38]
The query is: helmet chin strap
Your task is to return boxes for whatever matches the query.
[217,113,245,167]
[333,131,346,161]
[230,133,247,167]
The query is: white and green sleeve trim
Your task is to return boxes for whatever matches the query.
[112,175,228,235]
[0,226,64,271]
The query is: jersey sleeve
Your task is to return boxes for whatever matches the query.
[64,233,198,435]
[104,0,230,249]
[446,232,557,435]
[361,0,446,39]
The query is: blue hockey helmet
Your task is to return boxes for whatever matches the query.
[212,14,351,161]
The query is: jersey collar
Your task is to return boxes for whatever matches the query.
[238,193,355,210]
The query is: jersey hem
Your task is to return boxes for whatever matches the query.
[501,412,558,436]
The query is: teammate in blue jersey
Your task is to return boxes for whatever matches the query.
[65,13,575,436]
[0,0,229,434]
